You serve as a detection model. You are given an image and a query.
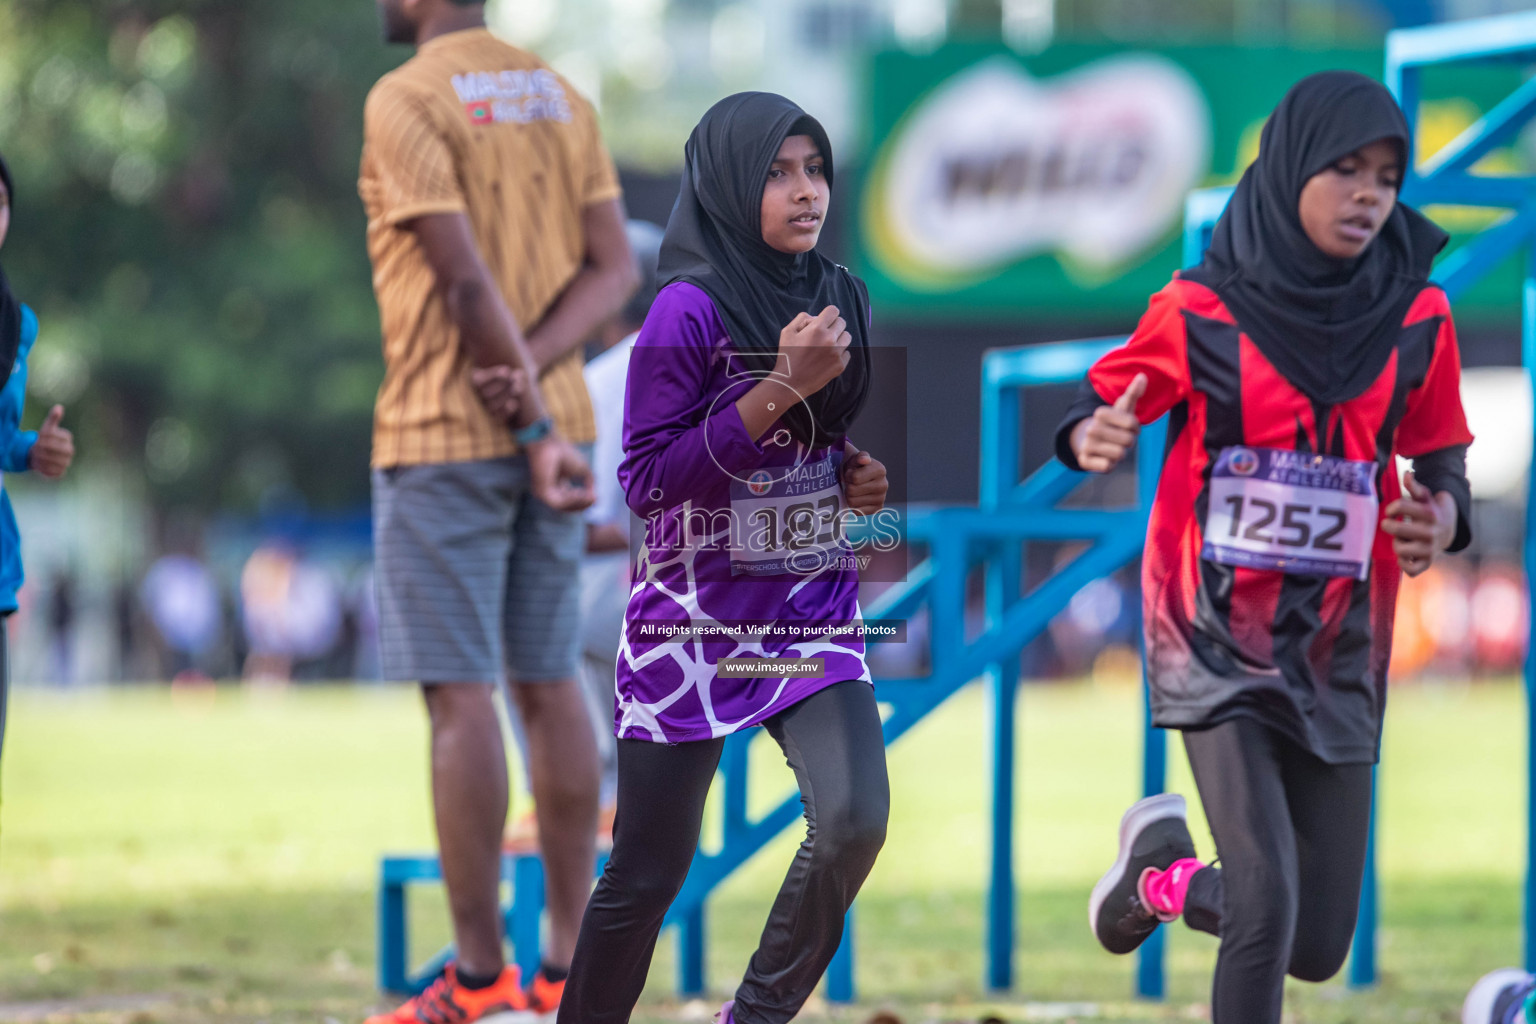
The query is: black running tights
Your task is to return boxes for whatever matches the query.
[1181,717,1374,1024]
[557,680,889,1024]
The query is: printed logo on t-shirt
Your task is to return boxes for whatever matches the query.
[451,69,572,126]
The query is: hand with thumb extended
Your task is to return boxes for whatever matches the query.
[1113,373,1148,414]
[31,404,75,480]
[1070,373,1147,474]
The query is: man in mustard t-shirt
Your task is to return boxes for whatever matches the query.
[359,1,637,1020]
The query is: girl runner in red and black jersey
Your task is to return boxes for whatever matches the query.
[1060,72,1472,1024]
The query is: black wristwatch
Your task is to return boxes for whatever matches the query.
[512,415,555,445]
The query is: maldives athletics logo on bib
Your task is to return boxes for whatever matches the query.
[1226,447,1260,477]
[746,470,774,496]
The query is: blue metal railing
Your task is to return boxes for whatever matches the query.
[975,339,1167,990]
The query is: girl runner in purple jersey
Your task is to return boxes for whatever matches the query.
[557,92,890,1024]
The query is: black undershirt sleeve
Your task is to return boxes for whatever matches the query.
[1408,443,1472,553]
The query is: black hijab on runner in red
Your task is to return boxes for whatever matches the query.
[0,153,18,390]
[1185,71,1448,405]
[658,92,871,449]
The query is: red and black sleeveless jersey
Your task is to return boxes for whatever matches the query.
[1057,276,1473,764]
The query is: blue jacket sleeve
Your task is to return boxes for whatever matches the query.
[0,308,38,475]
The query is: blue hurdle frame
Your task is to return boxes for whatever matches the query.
[1385,9,1536,977]
[976,340,1168,991]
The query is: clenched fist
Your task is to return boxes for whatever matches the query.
[842,450,887,516]
[774,305,851,398]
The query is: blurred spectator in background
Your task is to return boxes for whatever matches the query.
[46,570,75,687]
[240,542,295,681]
[141,551,221,682]
[282,554,342,679]
[1471,565,1526,673]
[113,578,140,682]
[239,541,341,682]
[1389,560,1527,681]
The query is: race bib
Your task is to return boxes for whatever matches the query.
[729,452,849,576]
[1202,447,1379,581]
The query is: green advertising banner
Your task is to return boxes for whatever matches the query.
[856,44,1526,325]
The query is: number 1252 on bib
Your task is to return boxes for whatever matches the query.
[1201,446,1379,582]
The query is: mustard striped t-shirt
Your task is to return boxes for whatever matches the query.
[359,28,621,467]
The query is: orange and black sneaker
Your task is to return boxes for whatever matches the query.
[364,963,528,1024]
[523,968,566,1016]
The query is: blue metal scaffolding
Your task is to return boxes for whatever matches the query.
[1386,9,1536,977]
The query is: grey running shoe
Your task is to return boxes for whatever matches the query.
[1087,793,1196,955]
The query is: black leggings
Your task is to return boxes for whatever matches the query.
[557,680,889,1024]
[1180,717,1374,1024]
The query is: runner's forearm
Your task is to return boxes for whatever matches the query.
[735,378,799,441]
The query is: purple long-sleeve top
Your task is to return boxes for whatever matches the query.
[614,281,870,743]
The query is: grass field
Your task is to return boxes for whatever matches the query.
[0,678,1526,1023]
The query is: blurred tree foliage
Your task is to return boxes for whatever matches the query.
[0,1,405,512]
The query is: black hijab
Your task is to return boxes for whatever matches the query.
[1185,71,1448,405]
[0,154,18,390]
[658,92,871,449]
